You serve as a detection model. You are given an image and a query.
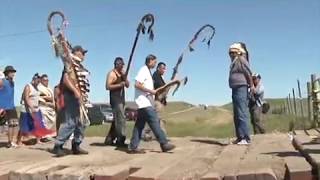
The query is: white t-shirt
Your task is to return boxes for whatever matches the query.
[134,65,154,109]
[0,71,4,79]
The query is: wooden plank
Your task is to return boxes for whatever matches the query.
[293,134,320,179]
[255,168,277,180]
[200,145,248,180]
[285,156,312,180]
[128,151,193,180]
[294,130,307,136]
[236,134,310,180]
[47,166,91,180]
[0,161,29,180]
[92,165,131,180]
[128,144,198,180]
[157,144,223,180]
[306,129,320,137]
[200,172,221,180]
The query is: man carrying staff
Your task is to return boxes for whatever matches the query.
[52,45,89,157]
[143,62,168,141]
[104,57,129,147]
[38,74,56,138]
[0,66,19,148]
[128,54,175,153]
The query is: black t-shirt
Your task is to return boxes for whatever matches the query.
[152,71,165,89]
[153,71,167,105]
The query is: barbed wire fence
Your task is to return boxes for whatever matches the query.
[281,74,320,131]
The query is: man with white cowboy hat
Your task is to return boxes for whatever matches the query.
[228,42,254,145]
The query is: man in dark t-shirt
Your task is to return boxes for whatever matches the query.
[142,62,168,141]
[104,57,129,147]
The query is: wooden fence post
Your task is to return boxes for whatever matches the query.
[297,79,304,117]
[311,74,319,127]
[307,82,312,125]
[292,88,297,116]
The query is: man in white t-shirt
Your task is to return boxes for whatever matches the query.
[128,54,175,153]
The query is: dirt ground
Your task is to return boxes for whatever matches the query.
[0,133,313,180]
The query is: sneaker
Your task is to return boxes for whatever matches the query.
[52,145,66,157]
[11,142,18,148]
[231,138,242,144]
[237,139,250,145]
[115,136,128,148]
[7,142,18,148]
[72,143,89,155]
[161,143,176,152]
[104,136,116,146]
[142,134,153,142]
[127,148,146,154]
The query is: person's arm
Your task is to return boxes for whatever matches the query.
[54,86,60,110]
[124,78,130,88]
[135,81,156,95]
[63,73,81,99]
[255,84,264,96]
[40,94,54,102]
[239,57,254,91]
[23,85,36,112]
[106,71,125,91]
[0,79,3,89]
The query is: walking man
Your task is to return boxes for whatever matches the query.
[249,73,266,134]
[0,66,19,148]
[104,57,129,147]
[52,45,89,157]
[143,62,168,141]
[128,54,175,153]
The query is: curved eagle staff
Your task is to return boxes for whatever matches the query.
[120,13,155,96]
[47,11,91,126]
[124,13,155,78]
[156,24,215,101]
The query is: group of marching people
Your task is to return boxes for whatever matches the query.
[0,41,266,156]
[0,67,57,148]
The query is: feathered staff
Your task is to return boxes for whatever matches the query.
[120,13,155,97]
[124,13,155,78]
[156,24,215,101]
[47,11,90,126]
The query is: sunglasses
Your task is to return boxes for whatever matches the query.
[229,51,238,55]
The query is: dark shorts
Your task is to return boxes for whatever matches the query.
[1,109,18,126]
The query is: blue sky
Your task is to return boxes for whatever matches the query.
[0,0,319,105]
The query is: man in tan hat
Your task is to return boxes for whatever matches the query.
[0,65,19,148]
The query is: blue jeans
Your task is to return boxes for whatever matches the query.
[232,85,250,140]
[129,106,168,150]
[55,94,85,146]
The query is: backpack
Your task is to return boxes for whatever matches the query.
[262,102,270,114]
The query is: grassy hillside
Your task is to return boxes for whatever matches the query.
[87,100,303,138]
